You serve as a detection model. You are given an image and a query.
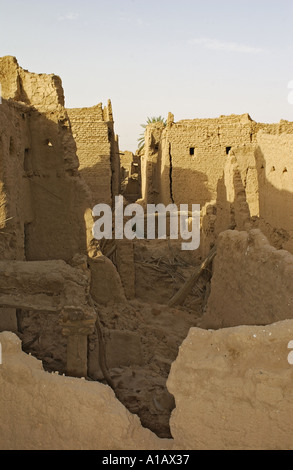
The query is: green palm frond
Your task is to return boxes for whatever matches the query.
[138,116,167,151]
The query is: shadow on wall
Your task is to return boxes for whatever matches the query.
[79,162,112,208]
[200,143,293,257]
[159,164,213,210]
[255,146,293,252]
[200,175,232,256]
[0,98,92,263]
[142,161,214,259]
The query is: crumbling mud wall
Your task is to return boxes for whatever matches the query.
[0,56,100,343]
[0,56,93,263]
[0,55,126,292]
[142,114,293,208]
[141,122,166,205]
[168,320,293,451]
[255,133,293,253]
[217,132,293,254]
[199,230,293,330]
[67,103,120,207]
[0,56,65,108]
[0,332,166,450]
[0,259,93,313]
[120,151,141,203]
[66,103,129,303]
[1,322,293,450]
[142,113,293,256]
[142,113,256,207]
[0,56,126,374]
[167,114,255,208]
[1,55,293,449]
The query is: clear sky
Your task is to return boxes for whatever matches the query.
[0,0,292,151]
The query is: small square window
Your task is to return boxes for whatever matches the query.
[190,147,195,156]
[226,147,232,155]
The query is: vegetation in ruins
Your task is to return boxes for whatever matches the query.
[138,116,167,151]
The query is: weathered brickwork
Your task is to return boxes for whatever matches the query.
[142,113,293,254]
[67,102,120,207]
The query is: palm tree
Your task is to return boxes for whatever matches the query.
[138,116,167,151]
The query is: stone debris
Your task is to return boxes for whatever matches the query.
[0,56,293,449]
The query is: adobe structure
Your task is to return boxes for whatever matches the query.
[141,112,293,255]
[0,57,293,450]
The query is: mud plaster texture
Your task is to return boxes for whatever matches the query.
[168,320,293,450]
[199,229,293,329]
[1,323,293,450]
[1,56,293,449]
[67,104,120,208]
[0,332,168,450]
[0,56,93,263]
[142,113,293,256]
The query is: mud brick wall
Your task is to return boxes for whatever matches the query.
[0,56,92,263]
[168,320,293,450]
[2,322,293,450]
[200,229,293,329]
[0,332,164,450]
[67,104,120,208]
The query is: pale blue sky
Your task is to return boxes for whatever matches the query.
[0,0,292,151]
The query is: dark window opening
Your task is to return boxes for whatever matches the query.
[226,147,232,155]
[189,147,195,156]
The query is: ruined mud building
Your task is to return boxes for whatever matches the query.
[0,57,293,450]
[142,112,293,254]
